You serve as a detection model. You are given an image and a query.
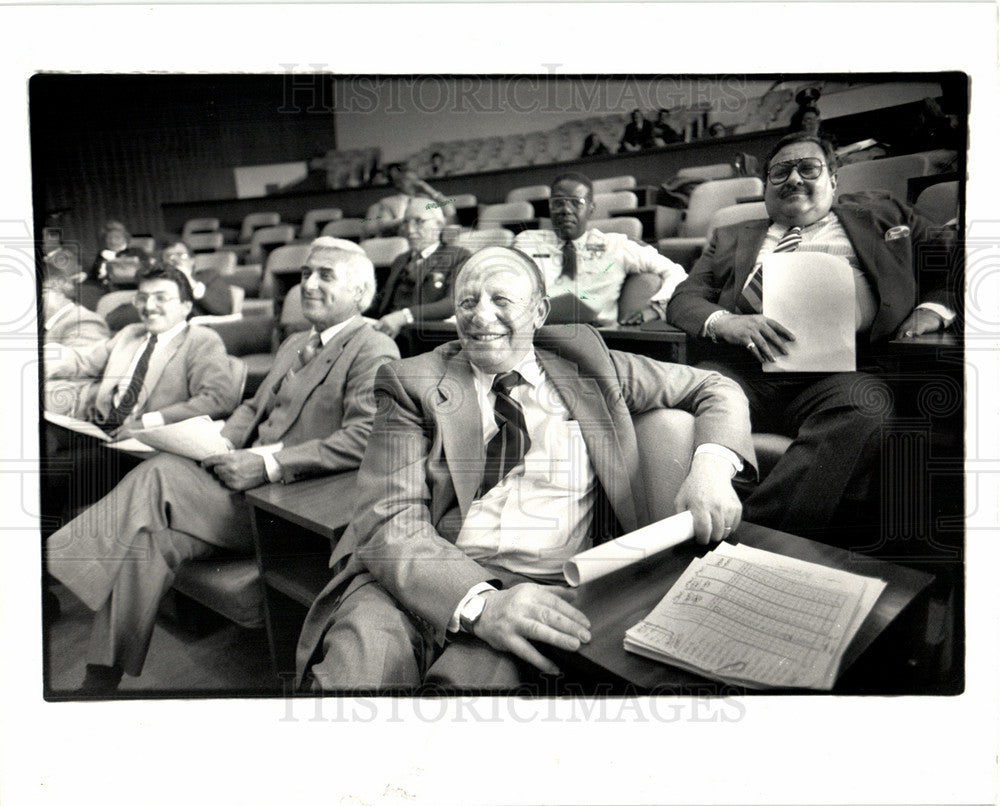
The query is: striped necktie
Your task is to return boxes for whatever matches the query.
[736,226,802,315]
[102,333,157,431]
[297,332,322,369]
[480,370,530,495]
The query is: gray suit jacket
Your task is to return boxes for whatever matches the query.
[220,318,399,482]
[296,324,754,677]
[47,323,240,425]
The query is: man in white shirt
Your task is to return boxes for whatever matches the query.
[514,172,688,326]
[46,238,399,693]
[297,246,755,692]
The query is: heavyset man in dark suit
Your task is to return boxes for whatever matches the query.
[297,246,754,692]
[667,131,957,541]
[46,238,399,692]
[373,196,471,338]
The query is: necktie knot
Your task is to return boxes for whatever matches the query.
[492,370,523,397]
[298,332,322,367]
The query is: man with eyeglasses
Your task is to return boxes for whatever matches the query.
[45,238,399,692]
[45,263,241,437]
[514,172,687,326]
[668,131,958,543]
[373,197,471,338]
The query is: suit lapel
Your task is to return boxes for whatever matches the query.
[139,325,186,410]
[438,351,484,520]
[94,327,148,418]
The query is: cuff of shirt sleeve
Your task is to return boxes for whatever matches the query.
[702,309,731,341]
[401,307,415,325]
[140,411,165,429]
[448,582,498,634]
[915,302,956,328]
[693,443,743,477]
[247,443,284,483]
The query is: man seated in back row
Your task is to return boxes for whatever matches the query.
[373,197,471,338]
[514,172,688,326]
[667,131,959,543]
[46,237,400,692]
[296,246,754,692]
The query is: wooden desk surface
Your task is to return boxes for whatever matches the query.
[245,471,359,541]
[562,522,933,693]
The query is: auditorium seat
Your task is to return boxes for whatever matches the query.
[193,250,237,276]
[657,177,764,268]
[589,217,642,241]
[299,207,344,239]
[360,236,409,268]
[185,231,224,253]
[261,243,311,299]
[454,228,515,251]
[914,180,959,225]
[130,236,156,256]
[506,185,551,204]
[591,175,637,194]
[477,201,534,230]
[239,212,281,243]
[95,290,136,326]
[675,163,736,181]
[592,190,638,218]
[320,218,366,241]
[182,217,220,240]
[835,153,931,202]
[248,224,296,265]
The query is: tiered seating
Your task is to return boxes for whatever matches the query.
[359,236,408,268]
[592,190,638,218]
[477,201,534,230]
[248,224,295,265]
[239,212,280,243]
[300,208,344,239]
[835,153,931,201]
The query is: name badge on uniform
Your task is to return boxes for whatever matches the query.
[884,225,910,241]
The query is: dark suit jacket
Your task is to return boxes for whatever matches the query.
[220,318,399,483]
[375,243,471,320]
[296,325,754,676]
[46,323,241,425]
[667,194,954,345]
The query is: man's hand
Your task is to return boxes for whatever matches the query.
[202,450,268,491]
[675,453,743,544]
[109,422,144,442]
[375,310,410,338]
[619,304,659,326]
[713,313,795,363]
[895,308,945,339]
[471,584,591,675]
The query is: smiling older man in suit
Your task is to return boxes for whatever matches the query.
[297,246,754,692]
[667,131,958,541]
[46,238,399,692]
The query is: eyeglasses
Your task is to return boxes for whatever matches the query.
[133,292,180,308]
[549,196,589,211]
[767,158,827,184]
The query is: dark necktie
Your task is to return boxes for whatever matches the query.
[297,332,322,368]
[736,226,802,315]
[480,371,530,496]
[561,239,577,280]
[102,333,157,431]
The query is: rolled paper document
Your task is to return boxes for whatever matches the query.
[562,511,695,587]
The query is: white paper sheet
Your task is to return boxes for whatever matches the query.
[562,511,694,586]
[132,416,231,461]
[761,252,856,373]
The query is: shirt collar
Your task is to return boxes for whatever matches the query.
[313,314,358,346]
[44,301,75,331]
[150,319,188,346]
[469,347,543,392]
[418,242,440,260]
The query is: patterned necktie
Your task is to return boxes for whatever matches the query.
[297,332,322,368]
[561,239,577,280]
[480,371,531,495]
[736,226,802,315]
[102,333,157,431]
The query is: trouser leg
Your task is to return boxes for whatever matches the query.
[87,528,215,676]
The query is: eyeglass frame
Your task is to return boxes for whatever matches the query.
[766,158,828,185]
[549,195,591,211]
[133,292,181,308]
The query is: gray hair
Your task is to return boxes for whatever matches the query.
[307,238,377,312]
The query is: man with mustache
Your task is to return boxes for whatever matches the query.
[514,172,687,326]
[668,131,958,541]
[297,246,754,691]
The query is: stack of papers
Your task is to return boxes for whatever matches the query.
[624,542,886,690]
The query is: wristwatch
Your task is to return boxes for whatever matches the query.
[459,592,490,634]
